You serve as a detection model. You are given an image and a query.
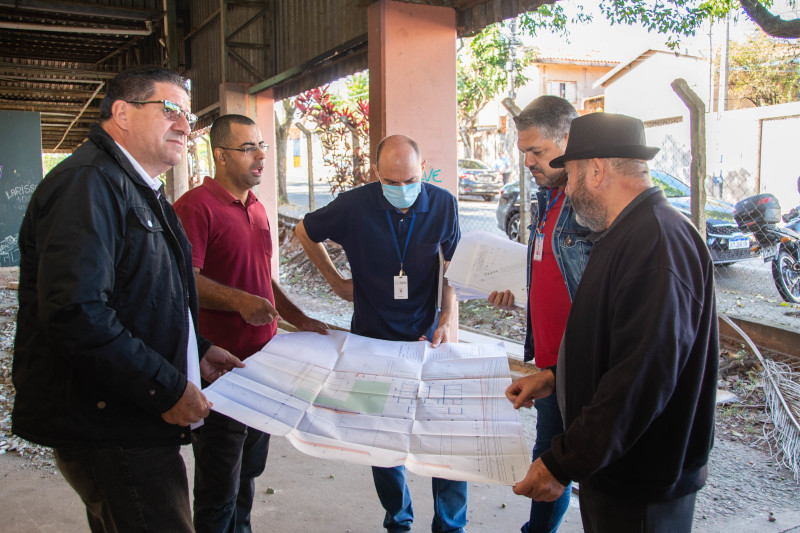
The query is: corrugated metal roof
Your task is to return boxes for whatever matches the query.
[0,0,553,151]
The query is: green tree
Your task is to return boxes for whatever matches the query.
[727,32,800,106]
[41,153,69,175]
[457,24,531,158]
[456,4,595,159]
[594,0,799,41]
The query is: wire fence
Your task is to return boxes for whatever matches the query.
[651,129,800,334]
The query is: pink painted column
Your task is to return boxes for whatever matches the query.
[255,90,279,276]
[219,82,250,116]
[218,83,279,275]
[368,0,458,197]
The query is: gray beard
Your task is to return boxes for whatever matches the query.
[574,206,607,232]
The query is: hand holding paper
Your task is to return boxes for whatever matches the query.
[446,231,527,306]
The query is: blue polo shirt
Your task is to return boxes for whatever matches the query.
[302,181,460,341]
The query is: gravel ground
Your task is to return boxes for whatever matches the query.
[0,286,56,470]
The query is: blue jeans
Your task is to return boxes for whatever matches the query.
[521,393,572,533]
[372,465,468,533]
[191,410,270,533]
[54,445,193,532]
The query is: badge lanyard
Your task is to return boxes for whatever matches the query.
[533,190,563,262]
[386,210,416,299]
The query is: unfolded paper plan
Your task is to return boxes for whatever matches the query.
[446,231,527,306]
[204,330,530,485]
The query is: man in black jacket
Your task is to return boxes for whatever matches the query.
[12,67,243,532]
[507,113,718,533]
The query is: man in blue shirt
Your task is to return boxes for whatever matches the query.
[295,134,464,533]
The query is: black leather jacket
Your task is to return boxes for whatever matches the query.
[12,124,211,448]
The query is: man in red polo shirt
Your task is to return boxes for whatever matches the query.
[489,96,591,533]
[175,114,328,533]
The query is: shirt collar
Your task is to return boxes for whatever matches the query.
[114,141,162,192]
[589,186,662,243]
[202,176,258,206]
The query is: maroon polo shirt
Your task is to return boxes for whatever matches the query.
[174,177,277,359]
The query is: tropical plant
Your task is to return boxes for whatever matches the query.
[295,85,369,194]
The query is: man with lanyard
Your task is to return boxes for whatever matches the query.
[489,96,590,533]
[174,114,328,532]
[295,134,464,533]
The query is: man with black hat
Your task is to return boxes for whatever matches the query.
[506,113,718,532]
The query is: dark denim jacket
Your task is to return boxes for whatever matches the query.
[524,188,592,362]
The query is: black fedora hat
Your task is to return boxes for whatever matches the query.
[549,112,659,168]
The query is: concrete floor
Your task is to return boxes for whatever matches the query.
[0,436,584,533]
[4,430,800,532]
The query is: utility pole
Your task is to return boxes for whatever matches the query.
[717,14,730,112]
[502,97,528,245]
[707,22,714,113]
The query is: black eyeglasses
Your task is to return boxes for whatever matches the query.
[219,143,269,156]
[125,100,198,128]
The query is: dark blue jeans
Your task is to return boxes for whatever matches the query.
[521,392,572,533]
[372,465,467,533]
[54,445,193,533]
[191,409,270,533]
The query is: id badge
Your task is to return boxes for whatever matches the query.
[533,232,544,262]
[394,274,409,299]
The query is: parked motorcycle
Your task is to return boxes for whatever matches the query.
[734,194,800,304]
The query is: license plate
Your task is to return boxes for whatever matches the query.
[761,243,779,261]
[728,238,749,250]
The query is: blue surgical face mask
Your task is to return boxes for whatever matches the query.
[381,181,421,209]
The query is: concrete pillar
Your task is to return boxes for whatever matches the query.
[166,147,189,203]
[220,82,249,116]
[255,90,279,276]
[368,0,458,197]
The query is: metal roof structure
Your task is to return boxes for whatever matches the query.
[0,0,167,151]
[0,0,549,152]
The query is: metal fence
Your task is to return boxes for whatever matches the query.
[649,122,800,335]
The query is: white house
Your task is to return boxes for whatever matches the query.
[595,48,710,121]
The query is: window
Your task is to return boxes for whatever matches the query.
[546,81,577,103]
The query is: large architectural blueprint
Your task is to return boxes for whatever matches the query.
[203,330,531,485]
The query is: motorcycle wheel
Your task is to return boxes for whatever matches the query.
[771,249,800,304]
